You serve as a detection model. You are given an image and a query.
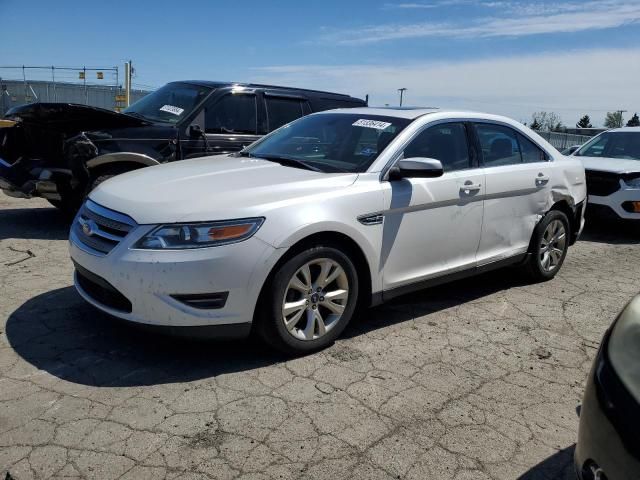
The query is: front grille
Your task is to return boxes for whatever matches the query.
[75,263,132,313]
[72,200,136,255]
[585,170,622,196]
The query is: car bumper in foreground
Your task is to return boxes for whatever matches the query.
[575,330,640,479]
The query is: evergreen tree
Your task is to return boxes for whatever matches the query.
[627,113,640,127]
[604,111,624,128]
[576,115,592,128]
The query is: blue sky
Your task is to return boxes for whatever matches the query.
[2,0,640,125]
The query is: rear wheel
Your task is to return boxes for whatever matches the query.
[523,210,570,281]
[257,245,359,355]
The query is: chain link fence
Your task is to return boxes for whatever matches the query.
[0,66,149,116]
[538,131,593,151]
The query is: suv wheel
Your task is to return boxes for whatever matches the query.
[523,210,570,281]
[258,245,359,355]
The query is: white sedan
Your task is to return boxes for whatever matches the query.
[570,127,640,220]
[69,108,586,354]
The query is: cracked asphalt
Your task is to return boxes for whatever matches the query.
[1,194,639,480]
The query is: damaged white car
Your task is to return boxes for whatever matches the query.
[69,108,587,354]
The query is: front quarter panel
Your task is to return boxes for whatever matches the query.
[254,173,386,296]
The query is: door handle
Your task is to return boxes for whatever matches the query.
[460,181,482,194]
[536,173,550,186]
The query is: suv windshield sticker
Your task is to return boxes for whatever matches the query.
[352,119,392,130]
[160,105,185,116]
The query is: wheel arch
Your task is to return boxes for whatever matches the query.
[253,230,375,332]
[86,152,160,175]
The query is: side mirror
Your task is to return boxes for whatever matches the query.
[189,124,205,138]
[389,158,444,180]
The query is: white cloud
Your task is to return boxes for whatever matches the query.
[251,48,640,126]
[320,1,640,44]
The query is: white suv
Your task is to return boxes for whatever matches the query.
[570,127,640,220]
[69,108,586,354]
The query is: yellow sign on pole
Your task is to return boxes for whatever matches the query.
[79,71,85,79]
[115,94,126,102]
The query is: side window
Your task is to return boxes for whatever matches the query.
[265,97,305,131]
[475,123,522,167]
[518,133,548,163]
[403,122,470,172]
[205,94,257,134]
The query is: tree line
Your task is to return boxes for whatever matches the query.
[528,111,640,131]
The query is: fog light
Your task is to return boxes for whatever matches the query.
[622,201,640,213]
[171,292,228,309]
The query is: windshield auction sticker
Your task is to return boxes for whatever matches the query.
[352,119,392,130]
[160,105,185,116]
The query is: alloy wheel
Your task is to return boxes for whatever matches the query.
[281,258,349,341]
[539,219,566,272]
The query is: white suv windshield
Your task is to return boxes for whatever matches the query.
[124,82,212,124]
[576,131,640,161]
[243,113,411,173]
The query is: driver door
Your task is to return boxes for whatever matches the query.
[380,122,485,292]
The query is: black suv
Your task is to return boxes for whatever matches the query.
[0,81,366,212]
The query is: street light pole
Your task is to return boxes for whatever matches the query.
[398,88,407,107]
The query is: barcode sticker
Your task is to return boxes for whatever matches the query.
[352,119,392,130]
[160,105,185,116]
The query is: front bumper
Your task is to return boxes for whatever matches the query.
[69,219,280,335]
[0,157,69,201]
[575,330,640,479]
[588,183,640,220]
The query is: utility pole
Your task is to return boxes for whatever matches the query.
[616,110,627,128]
[124,60,133,107]
[398,88,407,107]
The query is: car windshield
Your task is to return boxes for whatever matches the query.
[123,82,212,124]
[575,131,640,161]
[242,113,411,173]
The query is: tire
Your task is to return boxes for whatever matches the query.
[522,210,570,282]
[46,193,83,218]
[87,173,116,194]
[256,245,359,355]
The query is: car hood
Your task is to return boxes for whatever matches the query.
[89,155,359,224]
[577,156,640,174]
[5,103,148,133]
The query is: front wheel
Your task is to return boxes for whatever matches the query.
[257,245,359,355]
[522,210,570,282]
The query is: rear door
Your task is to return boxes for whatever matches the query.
[264,94,310,132]
[473,122,552,264]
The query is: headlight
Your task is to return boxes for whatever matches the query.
[607,295,640,402]
[135,218,264,249]
[624,176,640,188]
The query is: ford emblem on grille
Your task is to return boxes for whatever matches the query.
[80,218,97,237]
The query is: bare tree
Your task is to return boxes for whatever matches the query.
[531,112,563,132]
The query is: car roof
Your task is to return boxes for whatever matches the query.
[173,80,362,100]
[605,127,640,133]
[320,107,524,125]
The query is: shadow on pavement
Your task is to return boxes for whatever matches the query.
[7,267,523,387]
[580,215,640,245]
[0,206,71,241]
[516,445,576,480]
